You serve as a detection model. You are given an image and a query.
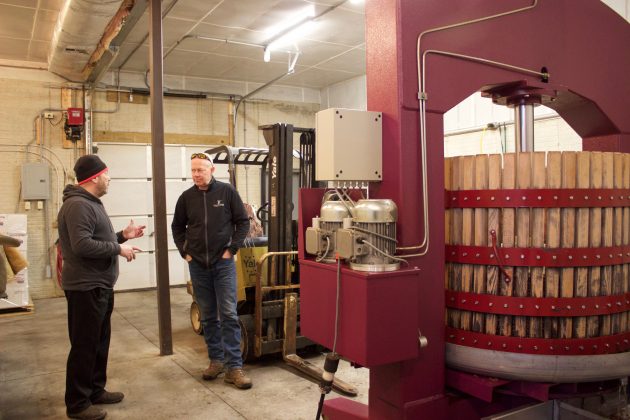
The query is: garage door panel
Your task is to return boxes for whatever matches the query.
[168,250,187,285]
[98,144,149,179]
[114,253,152,290]
[102,181,153,215]
[109,215,153,251]
[165,146,186,178]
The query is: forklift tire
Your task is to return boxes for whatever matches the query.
[239,314,256,362]
[190,302,203,335]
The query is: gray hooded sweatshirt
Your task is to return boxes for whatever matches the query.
[57,184,126,291]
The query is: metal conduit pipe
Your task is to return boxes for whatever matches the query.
[233,52,300,135]
[403,0,540,258]
[162,34,287,62]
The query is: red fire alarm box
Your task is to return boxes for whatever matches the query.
[67,108,84,126]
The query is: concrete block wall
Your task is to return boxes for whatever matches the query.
[0,69,78,300]
[0,67,320,299]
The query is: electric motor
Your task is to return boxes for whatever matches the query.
[305,200,352,262]
[336,199,399,272]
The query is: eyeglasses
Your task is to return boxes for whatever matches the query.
[190,152,212,162]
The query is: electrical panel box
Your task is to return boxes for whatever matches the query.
[315,108,382,182]
[66,108,84,126]
[21,163,50,200]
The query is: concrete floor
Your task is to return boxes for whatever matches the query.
[0,287,369,420]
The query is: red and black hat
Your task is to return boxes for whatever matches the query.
[74,154,108,185]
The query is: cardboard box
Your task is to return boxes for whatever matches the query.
[0,214,30,311]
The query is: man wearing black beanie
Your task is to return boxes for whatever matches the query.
[58,154,145,420]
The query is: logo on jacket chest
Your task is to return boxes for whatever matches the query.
[213,199,225,208]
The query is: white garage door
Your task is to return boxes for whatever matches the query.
[97,143,229,291]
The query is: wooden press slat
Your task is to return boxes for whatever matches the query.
[444,158,452,248]
[514,153,532,338]
[499,153,516,337]
[574,152,591,339]
[586,152,603,338]
[444,158,454,328]
[544,152,562,338]
[449,157,463,329]
[600,153,614,336]
[485,154,502,335]
[529,152,546,338]
[612,153,624,334]
[560,152,577,339]
[459,155,475,331]
[472,154,488,333]
[623,154,630,333]
[444,158,452,290]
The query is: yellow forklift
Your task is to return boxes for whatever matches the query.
[187,123,356,396]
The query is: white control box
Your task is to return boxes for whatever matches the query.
[315,108,382,182]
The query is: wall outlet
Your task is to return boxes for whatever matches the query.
[43,112,54,119]
[37,201,44,210]
[24,201,31,210]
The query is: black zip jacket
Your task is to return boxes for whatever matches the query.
[57,184,126,291]
[171,178,249,268]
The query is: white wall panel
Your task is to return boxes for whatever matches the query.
[168,250,187,285]
[115,253,152,290]
[97,143,233,290]
[110,216,153,251]
[166,180,190,211]
[111,233,188,290]
[97,144,150,179]
[102,180,153,215]
[165,145,186,178]
[321,75,367,111]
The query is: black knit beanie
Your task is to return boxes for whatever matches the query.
[74,155,108,185]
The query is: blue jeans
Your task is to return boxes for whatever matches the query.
[188,258,242,369]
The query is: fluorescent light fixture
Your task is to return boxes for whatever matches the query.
[265,5,315,39]
[268,21,315,50]
[263,5,316,62]
[350,0,364,4]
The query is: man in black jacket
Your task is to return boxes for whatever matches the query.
[172,152,251,389]
[58,155,145,420]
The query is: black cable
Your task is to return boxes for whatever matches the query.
[316,393,325,420]
[315,257,342,419]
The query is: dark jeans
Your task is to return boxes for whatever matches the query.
[188,258,242,369]
[65,288,114,414]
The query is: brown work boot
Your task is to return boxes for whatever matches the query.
[202,361,225,380]
[67,405,106,420]
[92,390,124,404]
[224,368,252,389]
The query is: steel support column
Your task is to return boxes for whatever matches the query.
[149,0,172,356]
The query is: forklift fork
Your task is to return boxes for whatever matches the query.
[256,252,358,397]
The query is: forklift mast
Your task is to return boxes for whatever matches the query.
[261,123,294,256]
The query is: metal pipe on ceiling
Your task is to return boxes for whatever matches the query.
[232,52,300,135]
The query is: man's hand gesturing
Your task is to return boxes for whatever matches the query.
[120,244,141,262]
[123,219,146,240]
